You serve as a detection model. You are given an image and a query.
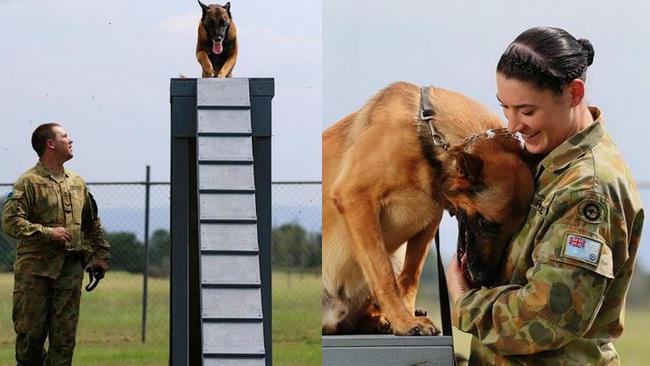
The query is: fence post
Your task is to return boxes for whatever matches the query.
[142,165,151,343]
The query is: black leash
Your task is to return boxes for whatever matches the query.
[421,85,454,336]
[422,86,457,363]
[435,231,452,336]
[85,268,104,292]
[435,230,457,366]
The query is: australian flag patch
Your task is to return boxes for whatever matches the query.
[563,233,602,265]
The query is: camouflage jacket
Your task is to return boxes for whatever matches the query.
[453,107,644,365]
[2,161,111,278]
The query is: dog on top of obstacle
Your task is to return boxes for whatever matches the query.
[196,1,238,78]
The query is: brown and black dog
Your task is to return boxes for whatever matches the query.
[322,82,535,336]
[197,1,238,78]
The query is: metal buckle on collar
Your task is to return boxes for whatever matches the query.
[420,86,450,150]
[420,109,433,121]
[431,130,450,150]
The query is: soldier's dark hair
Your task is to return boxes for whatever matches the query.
[31,123,61,157]
[497,26,595,94]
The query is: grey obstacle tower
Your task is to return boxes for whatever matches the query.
[170,78,274,366]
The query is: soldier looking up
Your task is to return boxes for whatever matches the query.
[446,26,644,365]
[2,123,111,366]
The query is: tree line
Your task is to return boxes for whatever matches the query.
[0,218,321,274]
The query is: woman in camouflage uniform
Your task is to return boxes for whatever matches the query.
[446,26,644,365]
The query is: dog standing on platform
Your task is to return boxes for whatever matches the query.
[196,1,238,78]
[322,82,535,336]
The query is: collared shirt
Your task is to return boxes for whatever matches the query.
[453,107,644,365]
[2,161,110,278]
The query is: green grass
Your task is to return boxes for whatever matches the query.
[272,271,321,366]
[0,271,169,365]
[0,270,323,366]
[616,310,650,365]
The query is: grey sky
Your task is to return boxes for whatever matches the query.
[324,0,650,268]
[0,0,321,182]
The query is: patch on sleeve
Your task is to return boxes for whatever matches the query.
[562,233,602,265]
[578,199,605,224]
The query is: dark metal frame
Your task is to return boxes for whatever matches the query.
[170,78,274,366]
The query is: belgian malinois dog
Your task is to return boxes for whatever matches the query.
[322,82,535,336]
[197,1,238,78]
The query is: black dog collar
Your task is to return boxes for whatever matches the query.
[420,86,450,151]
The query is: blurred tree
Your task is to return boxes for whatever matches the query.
[273,222,306,268]
[148,229,170,267]
[105,232,144,273]
[304,232,322,268]
[272,222,321,270]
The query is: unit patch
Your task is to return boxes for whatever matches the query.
[563,233,602,265]
[578,200,605,224]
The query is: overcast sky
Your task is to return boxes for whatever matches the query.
[0,0,321,182]
[324,0,650,268]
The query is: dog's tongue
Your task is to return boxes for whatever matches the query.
[212,41,223,55]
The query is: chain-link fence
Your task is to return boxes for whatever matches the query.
[271,182,322,358]
[0,179,322,362]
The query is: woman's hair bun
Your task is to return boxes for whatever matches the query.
[578,38,594,66]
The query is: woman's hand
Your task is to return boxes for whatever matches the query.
[446,253,471,305]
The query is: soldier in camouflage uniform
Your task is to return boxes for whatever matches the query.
[2,123,111,366]
[446,27,644,365]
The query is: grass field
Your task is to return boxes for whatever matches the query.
[1,271,648,365]
[0,271,323,366]
[272,271,321,366]
[0,271,168,365]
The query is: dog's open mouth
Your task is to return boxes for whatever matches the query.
[456,215,476,288]
[212,40,223,55]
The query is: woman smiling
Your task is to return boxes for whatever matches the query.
[446,26,645,366]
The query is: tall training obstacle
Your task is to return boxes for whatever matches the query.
[170,78,274,366]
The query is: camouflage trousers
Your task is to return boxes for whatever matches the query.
[13,252,85,366]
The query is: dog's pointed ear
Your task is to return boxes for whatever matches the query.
[449,150,483,191]
[224,2,231,17]
[198,0,209,13]
[456,150,483,181]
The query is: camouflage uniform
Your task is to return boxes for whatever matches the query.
[452,107,644,365]
[2,161,110,366]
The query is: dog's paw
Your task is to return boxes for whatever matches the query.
[394,316,439,336]
[375,316,392,334]
[202,70,215,78]
[415,308,427,317]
